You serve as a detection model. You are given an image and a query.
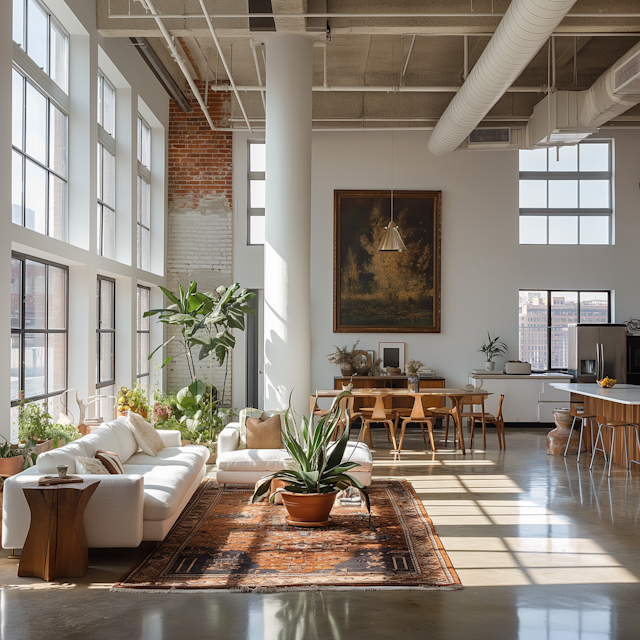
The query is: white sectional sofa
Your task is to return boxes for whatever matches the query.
[2,417,209,550]
[216,421,373,486]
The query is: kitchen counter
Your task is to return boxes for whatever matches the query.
[470,373,572,380]
[550,383,640,405]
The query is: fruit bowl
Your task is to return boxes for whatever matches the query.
[597,378,617,388]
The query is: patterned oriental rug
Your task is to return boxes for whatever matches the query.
[113,479,462,592]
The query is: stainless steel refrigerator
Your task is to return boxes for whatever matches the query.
[568,324,627,383]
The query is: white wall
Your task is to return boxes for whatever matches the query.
[1,0,169,440]
[233,128,640,407]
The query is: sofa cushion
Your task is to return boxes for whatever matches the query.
[127,445,209,471]
[75,456,109,475]
[36,440,89,474]
[128,411,165,456]
[95,450,125,474]
[81,426,122,459]
[121,463,196,521]
[246,416,282,449]
[335,441,374,473]
[104,417,139,461]
[238,408,263,450]
[217,448,291,472]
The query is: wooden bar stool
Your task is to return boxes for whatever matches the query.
[564,404,596,462]
[590,415,631,477]
[360,395,398,450]
[397,394,436,454]
[626,423,640,472]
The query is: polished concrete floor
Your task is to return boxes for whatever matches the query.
[2,426,640,639]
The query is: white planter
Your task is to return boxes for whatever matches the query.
[485,361,495,371]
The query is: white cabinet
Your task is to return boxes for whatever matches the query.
[468,374,572,424]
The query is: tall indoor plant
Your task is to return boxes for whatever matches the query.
[478,332,508,371]
[252,392,372,527]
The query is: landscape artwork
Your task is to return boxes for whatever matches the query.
[334,190,441,333]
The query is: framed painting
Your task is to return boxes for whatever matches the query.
[334,190,441,333]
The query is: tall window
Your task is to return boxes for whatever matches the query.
[12,67,68,239]
[97,70,116,259]
[137,115,151,271]
[519,141,612,245]
[248,142,265,245]
[96,277,115,418]
[137,286,150,400]
[12,0,69,92]
[11,253,68,428]
[519,290,610,371]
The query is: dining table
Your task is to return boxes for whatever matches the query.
[311,388,491,455]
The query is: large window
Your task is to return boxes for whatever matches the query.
[12,0,69,92]
[137,286,150,399]
[248,141,265,245]
[12,67,68,239]
[519,141,612,245]
[97,70,116,259]
[11,253,68,414]
[96,277,115,418]
[519,290,610,371]
[137,115,151,271]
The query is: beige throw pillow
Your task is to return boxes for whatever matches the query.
[246,415,282,449]
[128,411,165,456]
[75,456,109,475]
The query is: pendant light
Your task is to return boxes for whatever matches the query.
[378,129,407,252]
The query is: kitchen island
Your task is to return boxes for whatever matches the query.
[550,383,640,468]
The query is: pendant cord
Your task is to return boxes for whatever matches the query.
[390,129,394,223]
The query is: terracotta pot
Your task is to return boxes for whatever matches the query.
[281,490,339,525]
[548,409,583,455]
[0,456,24,477]
[119,409,148,420]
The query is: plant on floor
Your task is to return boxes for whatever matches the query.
[117,384,149,417]
[146,282,255,447]
[327,339,361,375]
[478,332,508,362]
[252,391,372,528]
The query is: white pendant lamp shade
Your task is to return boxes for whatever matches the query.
[378,220,407,252]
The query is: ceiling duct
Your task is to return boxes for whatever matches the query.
[526,41,640,147]
[427,0,577,157]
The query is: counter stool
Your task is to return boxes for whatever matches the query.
[564,405,596,462]
[590,415,631,477]
[627,423,640,472]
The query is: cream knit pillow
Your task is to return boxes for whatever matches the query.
[128,411,165,456]
[75,456,109,475]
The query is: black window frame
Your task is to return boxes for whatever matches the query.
[11,251,69,408]
[96,276,116,390]
[136,284,150,388]
[519,289,612,371]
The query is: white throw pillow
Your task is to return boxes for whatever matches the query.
[75,456,109,475]
[127,411,165,456]
[238,408,263,450]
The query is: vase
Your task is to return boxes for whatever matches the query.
[281,490,339,526]
[340,364,353,377]
[485,361,495,371]
[547,409,584,455]
[407,374,420,393]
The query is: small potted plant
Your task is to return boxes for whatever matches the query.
[327,339,360,377]
[252,392,371,528]
[478,332,508,371]
[117,384,149,418]
[0,436,26,477]
[405,359,425,393]
[17,396,58,454]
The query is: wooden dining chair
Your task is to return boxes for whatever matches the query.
[360,396,398,450]
[397,394,436,454]
[464,394,506,449]
[314,396,361,440]
[429,402,458,448]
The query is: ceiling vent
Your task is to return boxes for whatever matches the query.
[614,51,640,96]
[467,128,511,148]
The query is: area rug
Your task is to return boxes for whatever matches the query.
[112,478,461,592]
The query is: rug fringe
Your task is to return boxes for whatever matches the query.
[110,584,463,594]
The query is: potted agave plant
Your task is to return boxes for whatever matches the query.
[252,392,371,528]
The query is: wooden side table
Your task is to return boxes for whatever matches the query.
[18,480,100,581]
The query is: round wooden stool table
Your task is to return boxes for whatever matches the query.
[18,479,100,581]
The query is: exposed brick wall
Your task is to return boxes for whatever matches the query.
[165,81,234,400]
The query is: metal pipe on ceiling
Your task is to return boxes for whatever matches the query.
[134,0,215,129]
[402,35,416,81]
[428,0,578,156]
[249,40,266,112]
[108,12,640,19]
[196,0,252,132]
[204,84,548,93]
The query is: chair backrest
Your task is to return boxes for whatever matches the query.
[409,394,427,420]
[370,395,388,421]
[495,394,505,420]
[460,395,485,412]
[571,404,586,417]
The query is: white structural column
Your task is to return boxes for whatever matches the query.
[264,35,313,414]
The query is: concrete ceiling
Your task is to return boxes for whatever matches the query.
[97,0,640,129]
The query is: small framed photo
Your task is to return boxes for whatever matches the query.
[367,349,375,362]
[378,342,405,372]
